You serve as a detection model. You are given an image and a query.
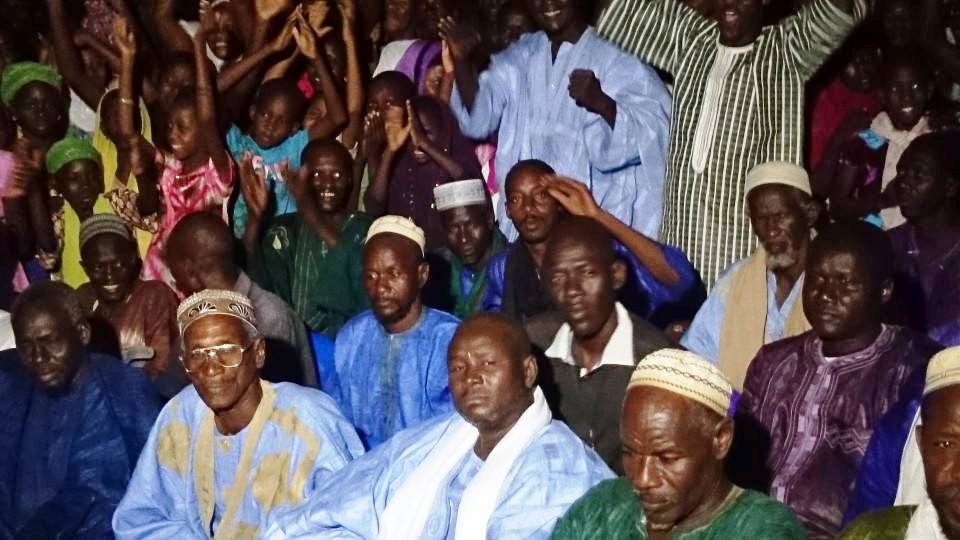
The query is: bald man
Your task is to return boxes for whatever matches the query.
[552,349,805,539]
[166,212,316,387]
[527,216,669,473]
[330,216,459,449]
[266,313,612,539]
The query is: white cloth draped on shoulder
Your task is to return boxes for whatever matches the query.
[378,387,552,540]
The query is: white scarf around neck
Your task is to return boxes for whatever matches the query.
[906,497,949,540]
[377,387,552,540]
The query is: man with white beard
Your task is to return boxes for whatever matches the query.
[681,162,820,389]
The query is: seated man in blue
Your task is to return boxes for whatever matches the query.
[0,281,161,540]
[113,289,364,539]
[264,313,613,539]
[425,178,508,318]
[330,216,460,449]
[489,160,704,329]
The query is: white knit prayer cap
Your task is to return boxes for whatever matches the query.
[924,347,960,397]
[366,215,426,256]
[744,161,812,201]
[434,179,488,212]
[628,348,738,418]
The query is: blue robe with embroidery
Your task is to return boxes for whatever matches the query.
[263,412,614,539]
[112,381,364,539]
[328,308,459,449]
[0,352,160,540]
[450,29,671,241]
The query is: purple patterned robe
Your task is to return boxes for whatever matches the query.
[888,224,960,346]
[739,326,939,540]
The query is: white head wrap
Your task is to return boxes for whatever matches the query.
[924,347,960,397]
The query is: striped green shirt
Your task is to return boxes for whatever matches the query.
[598,0,865,285]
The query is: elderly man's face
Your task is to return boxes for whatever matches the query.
[544,236,625,339]
[81,234,140,305]
[447,319,535,432]
[803,249,878,342]
[747,185,811,272]
[14,306,87,393]
[442,206,494,268]
[363,234,428,328]
[182,314,264,413]
[920,385,960,539]
[506,169,562,245]
[622,387,731,532]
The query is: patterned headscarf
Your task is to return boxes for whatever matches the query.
[45,136,102,175]
[1,62,63,105]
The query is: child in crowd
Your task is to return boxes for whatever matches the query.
[228,7,348,238]
[815,53,935,228]
[142,28,235,285]
[366,92,480,249]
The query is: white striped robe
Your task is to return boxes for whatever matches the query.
[598,0,866,285]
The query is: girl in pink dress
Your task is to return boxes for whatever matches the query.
[140,28,235,285]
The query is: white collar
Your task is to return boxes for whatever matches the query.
[545,303,635,376]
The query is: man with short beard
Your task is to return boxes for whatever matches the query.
[839,347,960,539]
[683,161,819,389]
[738,221,941,539]
[598,0,865,285]
[330,216,460,449]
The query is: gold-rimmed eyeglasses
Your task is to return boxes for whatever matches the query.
[181,343,251,373]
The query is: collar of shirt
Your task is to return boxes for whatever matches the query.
[871,112,930,148]
[545,302,635,376]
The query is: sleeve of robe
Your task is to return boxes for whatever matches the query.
[842,398,921,527]
[449,44,518,141]
[580,45,671,177]
[262,419,440,539]
[112,400,207,540]
[782,0,866,81]
[596,0,707,74]
[679,265,738,364]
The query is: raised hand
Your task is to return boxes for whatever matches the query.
[405,100,426,150]
[441,40,454,74]
[303,0,331,33]
[383,105,410,153]
[363,110,387,158]
[239,152,270,222]
[547,176,602,219]
[255,0,295,21]
[336,0,356,25]
[269,10,299,54]
[112,16,137,58]
[437,16,480,62]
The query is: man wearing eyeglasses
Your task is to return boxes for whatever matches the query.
[113,289,365,539]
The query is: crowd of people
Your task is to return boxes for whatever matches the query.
[0,0,959,537]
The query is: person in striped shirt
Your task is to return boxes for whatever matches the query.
[597,0,866,286]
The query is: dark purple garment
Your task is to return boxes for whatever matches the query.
[386,96,481,251]
[738,326,938,540]
[888,223,960,346]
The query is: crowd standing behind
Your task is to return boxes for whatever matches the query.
[0,0,959,538]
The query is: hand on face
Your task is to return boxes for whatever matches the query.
[568,69,607,114]
[546,176,601,219]
[437,16,480,62]
[383,104,411,153]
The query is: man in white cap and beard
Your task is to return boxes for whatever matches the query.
[428,178,508,318]
[329,215,460,449]
[681,161,820,389]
